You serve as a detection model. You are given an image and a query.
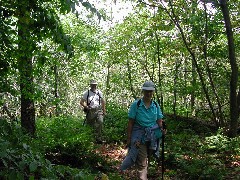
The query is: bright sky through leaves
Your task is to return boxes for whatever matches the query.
[77,0,135,31]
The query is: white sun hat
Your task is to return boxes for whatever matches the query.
[90,79,98,85]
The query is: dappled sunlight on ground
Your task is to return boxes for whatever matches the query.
[94,143,128,162]
[94,143,165,180]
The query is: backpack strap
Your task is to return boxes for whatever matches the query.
[86,90,89,105]
[87,90,95,106]
[96,91,101,105]
[87,90,101,106]
[137,99,141,108]
[153,100,158,107]
[137,99,158,108]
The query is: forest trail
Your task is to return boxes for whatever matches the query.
[94,143,164,180]
[94,142,240,180]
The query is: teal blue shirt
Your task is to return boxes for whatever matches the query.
[128,99,164,127]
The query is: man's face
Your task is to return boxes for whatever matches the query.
[90,84,97,91]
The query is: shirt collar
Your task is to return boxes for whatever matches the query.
[139,98,154,107]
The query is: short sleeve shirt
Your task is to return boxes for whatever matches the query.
[82,89,103,108]
[128,99,163,127]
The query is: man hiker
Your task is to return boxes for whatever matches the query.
[119,80,166,180]
[80,79,106,143]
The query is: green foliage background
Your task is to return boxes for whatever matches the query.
[0,0,239,179]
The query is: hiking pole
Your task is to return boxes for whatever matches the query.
[161,133,165,180]
[161,121,167,180]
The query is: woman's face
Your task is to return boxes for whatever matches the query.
[143,90,154,100]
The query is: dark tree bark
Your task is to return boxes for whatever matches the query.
[54,64,59,116]
[17,0,36,135]
[155,30,164,111]
[220,0,238,137]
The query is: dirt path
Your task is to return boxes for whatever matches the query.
[95,143,164,179]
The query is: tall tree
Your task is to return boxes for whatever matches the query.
[17,0,36,135]
[219,0,238,137]
[1,0,103,135]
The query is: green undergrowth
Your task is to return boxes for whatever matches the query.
[163,118,240,179]
[0,103,239,179]
[102,103,128,143]
[0,117,103,179]
[35,116,121,177]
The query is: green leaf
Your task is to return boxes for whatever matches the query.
[29,161,38,172]
[23,143,28,150]
[29,175,35,180]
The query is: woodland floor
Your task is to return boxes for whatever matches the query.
[94,143,165,180]
[93,139,240,180]
[48,141,240,179]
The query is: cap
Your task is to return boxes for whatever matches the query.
[90,79,98,85]
[142,81,155,91]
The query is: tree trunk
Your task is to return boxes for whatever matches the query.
[126,57,137,99]
[54,64,59,116]
[154,30,164,111]
[106,63,111,103]
[167,0,218,126]
[191,59,196,112]
[17,0,36,135]
[203,2,224,127]
[220,0,238,137]
[173,59,181,120]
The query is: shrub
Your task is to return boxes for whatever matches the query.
[0,118,93,179]
[103,103,128,143]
